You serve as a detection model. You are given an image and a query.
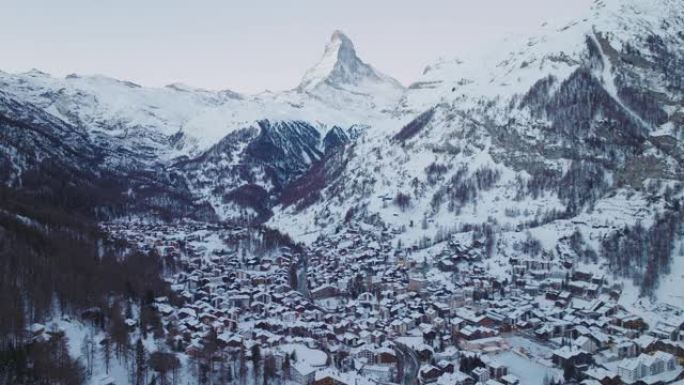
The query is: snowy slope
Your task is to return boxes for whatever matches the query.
[400,0,684,118]
[269,0,684,305]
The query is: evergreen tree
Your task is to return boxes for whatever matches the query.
[135,339,147,385]
[102,337,112,374]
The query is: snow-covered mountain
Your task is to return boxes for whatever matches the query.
[1,0,683,304]
[298,30,405,111]
[269,0,684,305]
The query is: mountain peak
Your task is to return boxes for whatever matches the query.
[328,30,356,59]
[298,30,403,94]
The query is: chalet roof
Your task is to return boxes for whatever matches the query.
[553,346,588,359]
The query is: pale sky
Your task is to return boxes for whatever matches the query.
[0,0,594,94]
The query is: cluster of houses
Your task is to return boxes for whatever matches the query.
[103,223,684,385]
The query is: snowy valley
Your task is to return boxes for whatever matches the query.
[1,0,684,385]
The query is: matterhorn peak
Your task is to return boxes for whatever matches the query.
[327,30,356,62]
[298,30,403,94]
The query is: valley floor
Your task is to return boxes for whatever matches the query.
[32,221,683,385]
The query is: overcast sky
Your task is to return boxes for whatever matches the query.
[1,0,594,93]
